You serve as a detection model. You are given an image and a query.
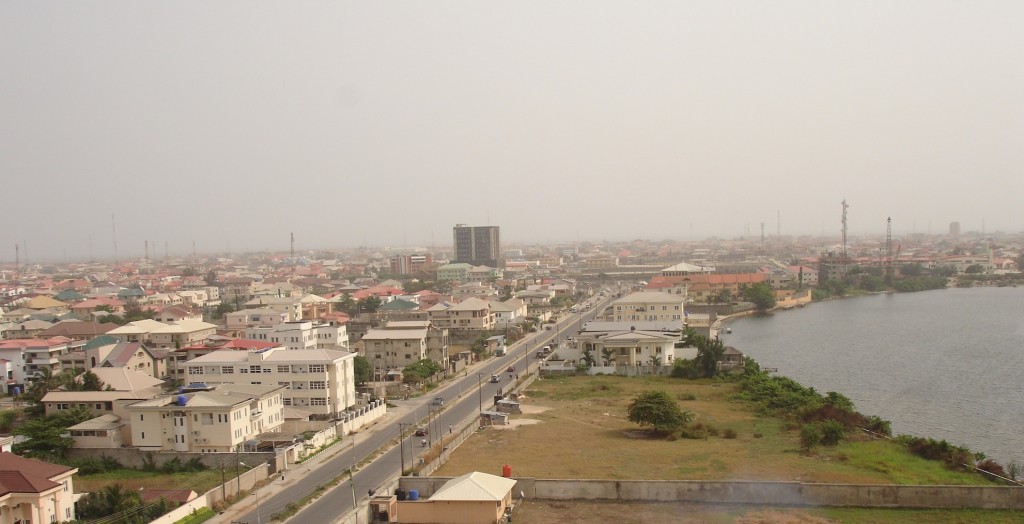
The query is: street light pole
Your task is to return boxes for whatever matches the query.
[239,462,268,524]
[475,373,483,414]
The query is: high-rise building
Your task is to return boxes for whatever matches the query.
[453,224,501,268]
[949,221,961,237]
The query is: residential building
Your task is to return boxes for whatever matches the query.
[153,305,201,324]
[127,383,285,453]
[389,471,516,524]
[0,452,78,523]
[611,292,686,326]
[106,319,169,344]
[147,319,218,350]
[226,308,290,331]
[222,277,257,303]
[436,263,473,283]
[244,296,302,321]
[424,297,494,331]
[577,325,679,366]
[168,337,281,380]
[36,320,119,341]
[99,342,166,378]
[184,348,356,417]
[488,298,527,326]
[390,253,434,275]
[361,321,449,378]
[453,224,501,268]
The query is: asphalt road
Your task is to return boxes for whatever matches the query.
[228,292,615,524]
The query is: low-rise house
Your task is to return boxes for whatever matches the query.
[36,320,119,341]
[577,325,679,367]
[106,319,168,344]
[488,298,527,325]
[244,296,302,321]
[67,414,127,449]
[153,305,201,324]
[183,347,357,417]
[392,471,517,524]
[69,298,125,319]
[0,452,78,523]
[436,263,473,283]
[222,277,257,303]
[3,320,53,340]
[127,383,285,453]
[99,342,166,378]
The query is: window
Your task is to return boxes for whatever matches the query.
[310,381,326,389]
[202,413,214,425]
[141,431,145,439]
[283,398,292,406]
[189,367,203,375]
[222,366,234,374]
[278,365,291,373]
[240,368,249,374]
[311,398,327,406]
[250,365,262,374]
[309,364,325,373]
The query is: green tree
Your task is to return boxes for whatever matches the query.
[13,406,91,460]
[695,335,726,378]
[964,264,985,274]
[626,390,693,432]
[356,295,382,314]
[76,483,144,520]
[205,269,219,285]
[353,356,371,385]
[601,347,615,366]
[82,370,106,391]
[335,293,357,316]
[743,283,776,310]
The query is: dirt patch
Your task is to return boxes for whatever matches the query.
[519,404,551,414]
[491,418,541,430]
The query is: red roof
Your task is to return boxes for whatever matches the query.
[0,452,76,497]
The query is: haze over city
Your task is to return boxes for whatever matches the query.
[2,1,1022,261]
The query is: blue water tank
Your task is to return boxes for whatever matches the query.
[176,395,187,406]
[10,386,20,396]
[408,489,419,501]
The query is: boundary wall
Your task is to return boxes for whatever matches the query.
[397,477,1024,510]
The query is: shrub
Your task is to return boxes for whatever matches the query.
[906,437,973,469]
[819,419,845,446]
[752,432,763,439]
[800,424,821,451]
[722,428,737,439]
[865,415,892,437]
[679,426,708,440]
[676,392,697,401]
[977,459,1008,479]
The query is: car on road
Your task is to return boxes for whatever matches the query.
[506,366,515,373]
[431,397,444,406]
[490,374,500,383]
[414,427,428,436]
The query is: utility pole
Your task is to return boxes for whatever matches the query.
[397,423,411,474]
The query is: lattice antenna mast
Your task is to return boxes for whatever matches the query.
[841,200,849,259]
[886,217,893,283]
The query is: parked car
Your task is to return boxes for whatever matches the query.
[414,427,428,436]
[431,396,444,406]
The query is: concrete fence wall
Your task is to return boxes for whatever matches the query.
[66,447,278,471]
[149,465,271,524]
[397,477,1024,510]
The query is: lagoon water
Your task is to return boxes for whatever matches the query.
[725,287,1024,467]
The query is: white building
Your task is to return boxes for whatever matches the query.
[127,383,285,453]
[610,292,686,326]
[184,347,357,417]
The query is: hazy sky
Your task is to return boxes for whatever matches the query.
[2,1,1022,261]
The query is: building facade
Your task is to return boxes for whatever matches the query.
[453,224,500,268]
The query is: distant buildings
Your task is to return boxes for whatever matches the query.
[390,254,433,275]
[453,224,501,268]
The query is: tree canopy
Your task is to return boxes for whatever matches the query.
[743,283,776,310]
[626,390,693,432]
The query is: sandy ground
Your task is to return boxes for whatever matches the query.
[513,500,840,524]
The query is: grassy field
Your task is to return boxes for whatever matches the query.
[73,467,228,495]
[436,375,990,486]
[513,500,1024,524]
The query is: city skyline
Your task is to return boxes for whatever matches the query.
[2,2,1021,260]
